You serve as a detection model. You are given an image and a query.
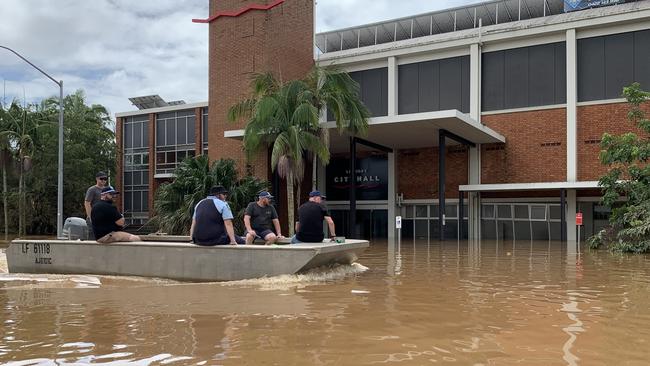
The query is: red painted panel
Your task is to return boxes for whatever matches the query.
[192,0,285,23]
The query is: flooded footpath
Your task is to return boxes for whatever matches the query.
[1,240,650,365]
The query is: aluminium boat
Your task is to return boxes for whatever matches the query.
[5,236,368,282]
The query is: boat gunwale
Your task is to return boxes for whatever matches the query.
[9,239,369,251]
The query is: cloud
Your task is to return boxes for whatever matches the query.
[1,0,479,118]
[0,0,208,116]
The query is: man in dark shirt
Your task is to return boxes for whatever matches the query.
[190,185,245,245]
[244,191,283,245]
[292,191,336,243]
[91,186,141,243]
[84,171,108,238]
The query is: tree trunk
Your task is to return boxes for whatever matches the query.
[287,177,295,236]
[2,160,7,242]
[18,159,23,237]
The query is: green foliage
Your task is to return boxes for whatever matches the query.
[593,83,650,252]
[151,156,268,235]
[228,66,370,235]
[0,90,115,235]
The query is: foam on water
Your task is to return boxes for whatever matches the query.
[222,262,368,290]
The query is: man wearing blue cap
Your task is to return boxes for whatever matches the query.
[244,191,283,245]
[91,186,141,243]
[292,191,337,243]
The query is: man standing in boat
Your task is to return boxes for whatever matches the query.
[91,186,141,243]
[190,185,245,245]
[244,191,283,245]
[84,171,108,236]
[292,191,337,243]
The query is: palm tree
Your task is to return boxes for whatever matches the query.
[229,66,370,234]
[229,74,331,235]
[302,66,371,189]
[152,156,267,235]
[0,104,39,236]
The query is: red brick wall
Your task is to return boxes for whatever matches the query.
[115,117,123,212]
[577,102,650,181]
[481,108,567,183]
[207,0,314,180]
[397,146,468,199]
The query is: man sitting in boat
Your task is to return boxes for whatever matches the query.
[292,191,337,243]
[190,185,245,245]
[91,186,141,243]
[244,191,284,245]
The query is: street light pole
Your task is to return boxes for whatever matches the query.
[1,46,65,238]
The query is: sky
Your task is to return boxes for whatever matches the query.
[0,0,482,118]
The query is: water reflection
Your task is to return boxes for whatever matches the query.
[1,240,650,365]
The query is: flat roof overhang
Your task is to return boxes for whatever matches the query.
[223,110,505,153]
[459,181,600,192]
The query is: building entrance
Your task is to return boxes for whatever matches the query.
[330,208,388,239]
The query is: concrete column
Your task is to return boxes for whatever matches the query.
[468,43,482,239]
[567,189,577,242]
[566,29,578,182]
[388,56,398,116]
[388,152,396,239]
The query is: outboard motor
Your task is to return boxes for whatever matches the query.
[62,217,91,240]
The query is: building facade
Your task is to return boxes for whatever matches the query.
[116,0,650,241]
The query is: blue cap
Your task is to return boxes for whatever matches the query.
[258,191,274,199]
[309,191,322,197]
[101,186,119,195]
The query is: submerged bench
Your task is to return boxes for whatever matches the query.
[6,238,369,282]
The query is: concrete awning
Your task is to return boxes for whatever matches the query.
[224,110,505,153]
[459,181,600,192]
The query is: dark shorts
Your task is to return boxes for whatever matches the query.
[247,229,275,240]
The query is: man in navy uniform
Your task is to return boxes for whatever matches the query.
[190,185,245,245]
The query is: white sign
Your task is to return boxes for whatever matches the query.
[395,216,402,229]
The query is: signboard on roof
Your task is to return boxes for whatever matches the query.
[564,0,627,12]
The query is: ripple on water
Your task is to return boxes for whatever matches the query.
[221,262,368,290]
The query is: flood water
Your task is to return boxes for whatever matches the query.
[1,240,650,365]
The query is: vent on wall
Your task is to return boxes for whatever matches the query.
[485,145,505,152]
[540,142,561,147]
[584,139,602,144]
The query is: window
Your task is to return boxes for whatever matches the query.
[482,42,566,111]
[155,109,198,174]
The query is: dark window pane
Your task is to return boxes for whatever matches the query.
[578,36,605,102]
[481,219,496,239]
[532,221,550,240]
[124,172,132,185]
[142,191,149,211]
[398,63,419,114]
[166,119,175,146]
[405,206,414,219]
[414,220,428,239]
[156,120,165,147]
[133,171,142,185]
[549,205,561,220]
[156,152,165,164]
[429,204,439,218]
[604,32,634,99]
[143,172,149,185]
[124,123,133,148]
[166,151,175,163]
[176,118,187,145]
[157,112,176,119]
[514,205,529,219]
[444,219,458,239]
[177,150,186,162]
[419,60,439,112]
[497,205,512,219]
[531,205,546,220]
[124,192,132,211]
[481,204,494,218]
[133,191,142,212]
[514,221,531,240]
[497,220,514,240]
[415,205,428,218]
[142,121,149,147]
[444,204,457,218]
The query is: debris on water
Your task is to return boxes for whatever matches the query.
[351,289,370,294]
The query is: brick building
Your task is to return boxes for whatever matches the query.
[115,0,650,242]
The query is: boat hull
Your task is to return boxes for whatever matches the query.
[6,239,369,281]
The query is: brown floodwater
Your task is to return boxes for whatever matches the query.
[1,239,650,365]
